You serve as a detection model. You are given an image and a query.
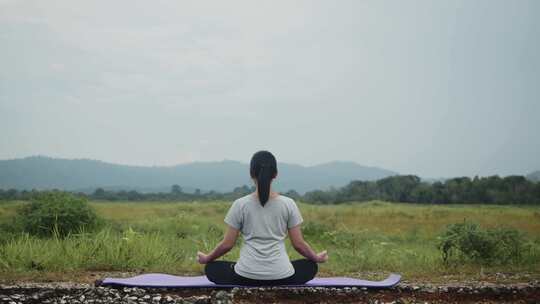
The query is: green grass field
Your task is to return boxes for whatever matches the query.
[1,200,539,282]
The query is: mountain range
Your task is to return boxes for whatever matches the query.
[527,171,540,182]
[0,156,398,194]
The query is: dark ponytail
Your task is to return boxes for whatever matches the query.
[250,151,278,206]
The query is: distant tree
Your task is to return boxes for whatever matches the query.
[233,185,251,195]
[93,188,106,198]
[75,192,88,199]
[284,189,301,200]
[376,175,421,202]
[304,190,335,204]
[409,183,433,203]
[20,190,30,200]
[127,190,142,201]
[445,177,473,203]
[431,181,448,204]
[171,184,182,195]
[6,189,18,200]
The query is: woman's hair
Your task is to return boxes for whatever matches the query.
[250,151,278,206]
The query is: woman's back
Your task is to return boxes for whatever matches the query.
[225,193,303,280]
[199,151,326,286]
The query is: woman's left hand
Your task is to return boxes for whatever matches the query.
[197,251,210,264]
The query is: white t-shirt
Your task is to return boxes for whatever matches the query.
[224,193,304,280]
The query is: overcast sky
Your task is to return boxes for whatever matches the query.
[1,0,539,177]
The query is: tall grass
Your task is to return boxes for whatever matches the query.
[0,200,539,280]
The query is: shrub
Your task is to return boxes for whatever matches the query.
[488,227,528,263]
[437,221,529,265]
[15,191,102,237]
[0,230,17,245]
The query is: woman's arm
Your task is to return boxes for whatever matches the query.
[197,225,239,264]
[288,225,328,263]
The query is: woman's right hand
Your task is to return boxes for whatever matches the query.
[315,250,328,263]
[197,251,210,264]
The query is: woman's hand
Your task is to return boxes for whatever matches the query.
[197,251,210,264]
[289,225,329,263]
[196,226,239,265]
[315,250,328,263]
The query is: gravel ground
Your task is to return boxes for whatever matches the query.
[1,277,539,303]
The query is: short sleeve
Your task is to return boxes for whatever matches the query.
[287,200,304,229]
[224,200,243,230]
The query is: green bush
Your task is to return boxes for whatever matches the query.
[437,221,529,265]
[0,230,17,245]
[15,192,102,237]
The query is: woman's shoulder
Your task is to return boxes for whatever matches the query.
[232,193,296,207]
[275,194,297,206]
[232,193,257,206]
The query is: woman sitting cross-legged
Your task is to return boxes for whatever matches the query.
[196,150,328,286]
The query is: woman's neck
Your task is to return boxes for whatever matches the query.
[252,188,279,199]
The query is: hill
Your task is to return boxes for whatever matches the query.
[527,171,540,182]
[0,156,397,194]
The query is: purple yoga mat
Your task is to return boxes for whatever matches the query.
[100,273,401,288]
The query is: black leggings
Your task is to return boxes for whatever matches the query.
[205,259,317,286]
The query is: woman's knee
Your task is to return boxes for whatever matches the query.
[292,259,318,273]
[291,259,318,283]
[204,261,236,284]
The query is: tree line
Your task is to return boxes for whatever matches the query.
[304,175,540,204]
[1,175,539,205]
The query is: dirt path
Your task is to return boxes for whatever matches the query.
[1,282,539,303]
[0,273,538,303]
